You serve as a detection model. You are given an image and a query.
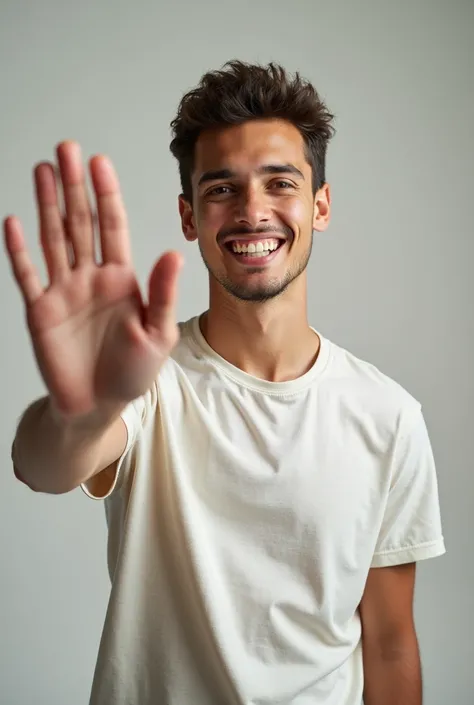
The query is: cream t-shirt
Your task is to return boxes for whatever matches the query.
[82,316,445,705]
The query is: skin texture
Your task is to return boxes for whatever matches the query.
[360,563,422,704]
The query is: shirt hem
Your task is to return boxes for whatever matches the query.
[371,538,446,567]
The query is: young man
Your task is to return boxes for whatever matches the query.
[5,61,445,705]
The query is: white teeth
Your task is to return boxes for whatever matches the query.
[231,238,281,255]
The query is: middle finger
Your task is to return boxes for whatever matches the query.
[56,141,95,265]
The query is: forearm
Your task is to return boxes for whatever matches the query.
[12,396,122,495]
[363,639,422,705]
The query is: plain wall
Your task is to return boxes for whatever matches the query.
[1,0,472,703]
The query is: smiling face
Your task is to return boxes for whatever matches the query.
[179,118,330,303]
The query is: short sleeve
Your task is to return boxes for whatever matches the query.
[371,404,446,568]
[80,390,150,501]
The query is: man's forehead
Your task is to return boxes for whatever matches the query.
[193,119,308,175]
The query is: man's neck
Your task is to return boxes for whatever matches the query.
[201,281,320,383]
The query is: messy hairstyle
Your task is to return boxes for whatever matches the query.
[169,60,336,202]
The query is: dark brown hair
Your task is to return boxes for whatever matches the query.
[169,60,336,202]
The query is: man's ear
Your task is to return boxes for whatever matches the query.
[179,195,198,242]
[312,183,331,232]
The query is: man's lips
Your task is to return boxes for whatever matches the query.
[220,233,287,247]
[218,227,293,265]
[218,223,294,247]
[222,239,288,266]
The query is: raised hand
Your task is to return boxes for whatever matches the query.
[4,141,183,421]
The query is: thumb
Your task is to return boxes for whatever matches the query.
[145,250,183,345]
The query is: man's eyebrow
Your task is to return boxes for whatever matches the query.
[257,164,305,179]
[198,168,235,186]
[197,164,305,186]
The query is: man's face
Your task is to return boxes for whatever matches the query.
[179,118,330,302]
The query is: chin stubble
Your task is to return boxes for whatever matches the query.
[199,234,314,303]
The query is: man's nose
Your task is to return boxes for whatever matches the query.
[234,188,272,229]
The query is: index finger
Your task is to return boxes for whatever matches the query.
[89,155,131,265]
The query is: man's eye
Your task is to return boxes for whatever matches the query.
[208,186,233,196]
[271,181,294,189]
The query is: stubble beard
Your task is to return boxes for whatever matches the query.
[199,234,314,304]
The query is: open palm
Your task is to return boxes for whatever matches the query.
[4,141,182,420]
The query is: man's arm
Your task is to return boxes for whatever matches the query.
[13,395,127,495]
[360,562,422,705]
[4,141,182,496]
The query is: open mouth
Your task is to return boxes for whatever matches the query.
[224,237,286,262]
